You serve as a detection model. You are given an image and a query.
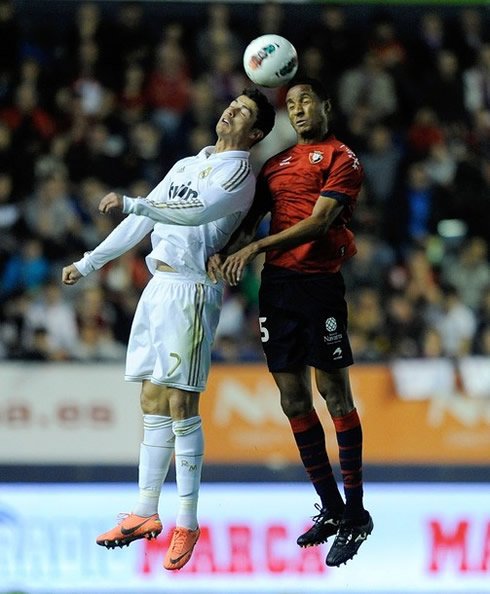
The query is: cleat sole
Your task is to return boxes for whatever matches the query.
[98,529,161,549]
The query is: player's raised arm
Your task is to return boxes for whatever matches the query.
[62,211,154,282]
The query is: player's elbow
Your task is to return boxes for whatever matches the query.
[311,215,332,238]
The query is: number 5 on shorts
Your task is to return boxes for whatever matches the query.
[259,317,269,342]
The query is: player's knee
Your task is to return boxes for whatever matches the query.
[325,394,355,418]
[280,394,311,419]
[140,383,169,415]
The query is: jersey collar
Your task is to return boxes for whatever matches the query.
[199,145,250,160]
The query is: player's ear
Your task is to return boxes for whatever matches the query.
[324,98,332,114]
[250,128,263,145]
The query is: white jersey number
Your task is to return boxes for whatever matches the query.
[259,317,270,343]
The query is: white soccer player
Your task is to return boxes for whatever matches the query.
[62,88,275,571]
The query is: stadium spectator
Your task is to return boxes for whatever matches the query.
[433,284,477,357]
[0,237,49,298]
[23,280,80,360]
[463,43,490,115]
[451,7,488,70]
[302,5,362,84]
[337,50,399,124]
[146,41,192,144]
[440,236,490,310]
[424,49,467,125]
[359,123,404,206]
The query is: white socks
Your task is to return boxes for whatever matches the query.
[133,413,204,529]
[173,416,204,530]
[133,414,174,517]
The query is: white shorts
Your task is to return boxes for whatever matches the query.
[125,271,223,392]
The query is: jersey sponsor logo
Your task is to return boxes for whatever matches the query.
[279,155,292,166]
[333,347,343,360]
[168,181,199,202]
[324,317,343,344]
[199,167,212,179]
[309,150,324,164]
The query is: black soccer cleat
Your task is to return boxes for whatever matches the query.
[326,511,374,567]
[297,503,343,548]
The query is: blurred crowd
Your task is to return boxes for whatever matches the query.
[0,0,489,364]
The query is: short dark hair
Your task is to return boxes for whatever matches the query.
[242,87,276,143]
[286,76,331,102]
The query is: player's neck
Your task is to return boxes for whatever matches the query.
[297,127,329,145]
[214,138,250,153]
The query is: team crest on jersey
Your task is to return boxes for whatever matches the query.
[309,150,324,164]
[199,167,212,179]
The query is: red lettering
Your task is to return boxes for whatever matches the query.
[228,525,253,573]
[7,404,30,424]
[297,538,327,573]
[429,520,469,572]
[58,405,79,423]
[91,406,112,424]
[266,525,287,573]
[140,529,172,574]
[185,526,217,573]
[481,522,490,571]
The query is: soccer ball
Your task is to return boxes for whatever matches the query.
[243,34,298,88]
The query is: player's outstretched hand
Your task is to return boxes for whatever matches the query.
[222,243,260,286]
[207,254,225,284]
[98,192,123,214]
[62,264,83,286]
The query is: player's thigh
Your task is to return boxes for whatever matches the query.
[149,277,222,392]
[140,379,171,416]
[305,274,354,372]
[125,284,157,381]
[258,283,308,371]
[140,380,201,419]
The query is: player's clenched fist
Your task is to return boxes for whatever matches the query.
[98,192,123,214]
[62,264,83,285]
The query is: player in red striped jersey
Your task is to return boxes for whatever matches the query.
[209,76,373,567]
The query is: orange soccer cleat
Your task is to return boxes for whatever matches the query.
[163,526,201,570]
[96,512,162,549]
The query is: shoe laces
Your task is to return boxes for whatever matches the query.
[171,527,188,550]
[116,512,130,524]
[335,520,357,545]
[311,503,328,524]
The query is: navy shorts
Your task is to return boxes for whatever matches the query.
[258,265,354,373]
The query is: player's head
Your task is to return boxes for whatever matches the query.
[241,87,276,144]
[215,88,275,150]
[285,76,332,142]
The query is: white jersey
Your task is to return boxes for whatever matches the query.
[74,146,255,286]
